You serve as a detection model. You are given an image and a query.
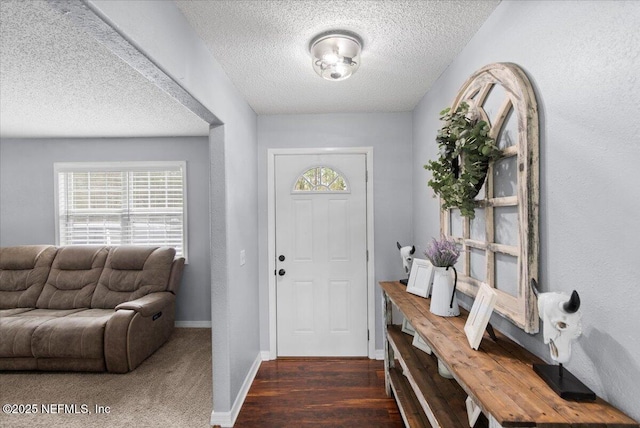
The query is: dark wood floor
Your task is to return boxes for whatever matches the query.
[233,358,404,427]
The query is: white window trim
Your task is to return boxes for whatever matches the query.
[53,161,188,262]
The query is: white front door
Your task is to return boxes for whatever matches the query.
[275,153,368,356]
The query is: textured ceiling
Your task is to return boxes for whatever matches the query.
[175,0,500,115]
[0,1,209,138]
[0,1,500,139]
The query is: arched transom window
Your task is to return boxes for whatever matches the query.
[293,166,349,193]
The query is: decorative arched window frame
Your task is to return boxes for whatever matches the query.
[292,165,350,194]
[440,63,540,333]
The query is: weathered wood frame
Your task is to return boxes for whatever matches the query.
[440,63,540,333]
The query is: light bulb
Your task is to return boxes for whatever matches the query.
[322,52,339,65]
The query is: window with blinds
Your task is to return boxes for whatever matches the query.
[54,161,187,259]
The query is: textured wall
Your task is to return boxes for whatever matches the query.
[412,0,640,420]
[257,112,414,352]
[87,0,260,420]
[0,136,211,323]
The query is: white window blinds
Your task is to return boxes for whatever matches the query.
[55,162,187,259]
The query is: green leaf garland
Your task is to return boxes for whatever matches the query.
[424,102,502,219]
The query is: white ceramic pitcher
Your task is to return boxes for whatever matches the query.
[429,266,460,317]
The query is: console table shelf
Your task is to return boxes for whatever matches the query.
[389,366,431,427]
[388,324,489,428]
[380,281,639,428]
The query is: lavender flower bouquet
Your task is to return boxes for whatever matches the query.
[424,236,461,268]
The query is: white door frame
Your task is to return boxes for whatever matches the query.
[267,147,375,359]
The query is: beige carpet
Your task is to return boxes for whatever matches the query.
[0,328,212,428]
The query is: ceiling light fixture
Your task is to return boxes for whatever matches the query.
[309,31,362,82]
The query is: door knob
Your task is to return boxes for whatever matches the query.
[279,255,286,262]
[278,269,286,276]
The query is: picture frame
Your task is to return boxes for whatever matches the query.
[401,319,415,336]
[412,333,432,355]
[465,396,482,427]
[464,282,497,350]
[406,258,434,298]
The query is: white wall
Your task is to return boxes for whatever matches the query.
[412,0,640,420]
[0,136,211,323]
[258,112,413,352]
[86,1,260,422]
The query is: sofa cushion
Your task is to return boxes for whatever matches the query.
[0,309,84,357]
[91,246,175,309]
[31,309,114,359]
[0,245,57,309]
[36,246,108,309]
[0,308,34,317]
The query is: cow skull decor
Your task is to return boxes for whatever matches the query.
[538,290,582,364]
[397,242,415,285]
[531,279,595,401]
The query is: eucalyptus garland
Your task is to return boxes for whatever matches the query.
[424,102,502,219]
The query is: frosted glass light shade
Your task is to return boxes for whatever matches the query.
[310,32,362,81]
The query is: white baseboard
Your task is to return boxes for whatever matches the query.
[262,351,383,361]
[262,351,381,361]
[210,353,262,427]
[260,350,272,361]
[174,321,212,328]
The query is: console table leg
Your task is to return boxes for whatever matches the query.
[382,291,392,396]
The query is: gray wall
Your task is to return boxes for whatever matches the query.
[0,136,211,324]
[258,112,413,352]
[86,0,261,420]
[412,0,640,420]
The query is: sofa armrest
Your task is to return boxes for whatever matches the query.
[166,257,185,295]
[106,292,177,373]
[115,292,175,317]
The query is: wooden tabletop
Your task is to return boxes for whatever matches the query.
[380,281,639,427]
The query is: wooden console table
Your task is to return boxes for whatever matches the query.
[380,281,638,428]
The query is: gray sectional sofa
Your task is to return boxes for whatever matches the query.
[0,245,185,373]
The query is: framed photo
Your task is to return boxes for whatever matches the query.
[464,283,497,350]
[412,333,432,355]
[406,258,434,298]
[401,319,415,336]
[465,396,482,427]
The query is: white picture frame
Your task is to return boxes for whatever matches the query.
[406,258,434,298]
[465,396,482,427]
[464,283,497,350]
[412,333,432,355]
[401,319,415,336]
